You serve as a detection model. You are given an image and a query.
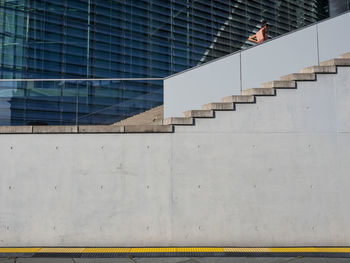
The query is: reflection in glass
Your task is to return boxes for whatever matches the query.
[0,1,330,125]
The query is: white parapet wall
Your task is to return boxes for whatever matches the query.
[0,66,349,247]
[164,11,350,118]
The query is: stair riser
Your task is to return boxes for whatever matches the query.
[183,110,214,118]
[320,59,350,66]
[300,66,337,74]
[242,88,275,96]
[202,103,235,110]
[262,81,296,88]
[221,96,255,103]
[164,118,194,125]
[280,74,316,81]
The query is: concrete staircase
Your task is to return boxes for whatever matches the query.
[163,52,350,128]
[0,52,349,134]
[112,105,164,126]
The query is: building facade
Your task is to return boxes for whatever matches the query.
[0,0,334,125]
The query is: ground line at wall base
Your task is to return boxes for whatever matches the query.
[1,247,350,258]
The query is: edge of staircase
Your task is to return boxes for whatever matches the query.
[1,52,349,134]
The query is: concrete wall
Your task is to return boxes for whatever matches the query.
[164,11,350,118]
[164,53,241,119]
[0,68,350,247]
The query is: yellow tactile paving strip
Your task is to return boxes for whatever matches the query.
[0,248,41,253]
[223,248,270,253]
[38,248,86,253]
[1,247,350,254]
[84,248,131,253]
[269,247,350,253]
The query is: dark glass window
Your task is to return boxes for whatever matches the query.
[0,0,330,125]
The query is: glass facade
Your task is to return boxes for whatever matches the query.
[0,0,331,125]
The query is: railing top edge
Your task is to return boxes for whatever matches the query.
[0,78,164,82]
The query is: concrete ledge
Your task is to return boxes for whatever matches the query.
[0,125,174,134]
[320,58,350,66]
[79,125,125,133]
[242,88,275,96]
[33,126,78,134]
[164,117,194,125]
[124,125,173,133]
[280,73,316,81]
[221,95,255,103]
[202,102,235,110]
[0,126,33,134]
[183,110,214,118]
[300,66,337,74]
[261,80,296,88]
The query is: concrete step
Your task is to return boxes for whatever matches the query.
[202,102,235,110]
[124,125,173,133]
[320,58,350,66]
[280,73,316,81]
[0,126,33,134]
[300,66,337,74]
[164,117,194,125]
[242,88,275,96]
[183,110,214,118]
[339,52,350,59]
[32,126,79,134]
[221,95,255,103]
[261,80,296,89]
[78,125,124,133]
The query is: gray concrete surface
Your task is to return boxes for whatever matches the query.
[164,51,241,118]
[164,11,350,118]
[0,68,349,247]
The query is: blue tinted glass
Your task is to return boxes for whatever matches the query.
[0,0,329,125]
